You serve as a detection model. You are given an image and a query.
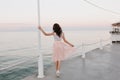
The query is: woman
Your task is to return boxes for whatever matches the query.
[38,23,75,77]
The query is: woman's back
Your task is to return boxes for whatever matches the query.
[53,32,63,41]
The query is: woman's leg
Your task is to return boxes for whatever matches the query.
[55,61,60,71]
[56,61,60,71]
[57,61,60,71]
[55,61,58,71]
[55,61,61,77]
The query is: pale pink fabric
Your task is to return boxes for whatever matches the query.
[53,33,76,62]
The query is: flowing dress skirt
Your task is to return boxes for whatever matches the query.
[53,41,76,62]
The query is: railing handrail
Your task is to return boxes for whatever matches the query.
[0,56,37,71]
[0,37,112,71]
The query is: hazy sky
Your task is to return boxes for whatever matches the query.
[0,0,120,31]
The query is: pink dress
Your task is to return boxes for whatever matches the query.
[53,33,76,62]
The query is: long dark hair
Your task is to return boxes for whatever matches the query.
[53,23,62,37]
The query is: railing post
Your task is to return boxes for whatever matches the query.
[37,0,44,78]
[82,43,85,58]
[38,52,44,78]
[99,39,103,50]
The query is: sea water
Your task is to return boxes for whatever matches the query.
[0,30,111,80]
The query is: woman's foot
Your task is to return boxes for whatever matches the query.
[56,70,60,77]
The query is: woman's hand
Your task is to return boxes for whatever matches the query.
[38,26,42,30]
[70,44,74,47]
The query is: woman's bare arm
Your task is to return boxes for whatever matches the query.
[38,26,54,36]
[62,33,74,47]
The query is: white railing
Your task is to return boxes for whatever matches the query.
[39,37,112,78]
[78,37,112,58]
[41,37,112,78]
[64,37,112,59]
[0,37,112,78]
[0,56,37,71]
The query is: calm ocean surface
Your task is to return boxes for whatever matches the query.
[0,30,111,80]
